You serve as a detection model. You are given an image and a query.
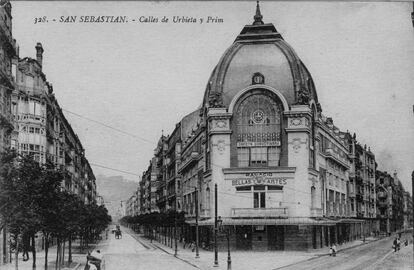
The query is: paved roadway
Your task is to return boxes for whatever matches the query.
[93,227,197,270]
[278,232,412,270]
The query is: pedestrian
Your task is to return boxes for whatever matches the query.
[396,238,401,251]
[393,238,398,252]
[22,233,30,261]
[329,246,333,256]
[332,244,337,257]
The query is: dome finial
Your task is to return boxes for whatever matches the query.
[253,1,264,25]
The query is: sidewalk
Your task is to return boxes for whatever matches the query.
[0,240,100,270]
[126,226,386,270]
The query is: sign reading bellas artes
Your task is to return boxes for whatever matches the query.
[230,172,290,186]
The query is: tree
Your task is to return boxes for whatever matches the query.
[0,150,43,270]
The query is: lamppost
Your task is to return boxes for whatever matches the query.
[195,186,199,258]
[214,183,219,267]
[217,216,232,270]
[174,212,178,256]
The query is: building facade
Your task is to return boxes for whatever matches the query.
[402,191,413,230]
[128,4,411,251]
[10,44,97,204]
[376,170,406,234]
[0,0,17,264]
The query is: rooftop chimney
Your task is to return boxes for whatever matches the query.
[35,42,44,68]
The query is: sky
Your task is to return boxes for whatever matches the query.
[11,1,414,192]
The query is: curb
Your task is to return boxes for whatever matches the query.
[149,241,200,269]
[124,228,200,269]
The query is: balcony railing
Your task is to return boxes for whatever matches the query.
[231,208,288,218]
[324,148,349,167]
[18,113,46,124]
[200,209,210,218]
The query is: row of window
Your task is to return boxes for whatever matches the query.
[20,143,44,152]
[20,125,45,135]
[237,147,280,167]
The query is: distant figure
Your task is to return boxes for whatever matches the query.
[22,234,31,261]
[331,244,337,257]
[396,238,401,251]
[393,238,398,252]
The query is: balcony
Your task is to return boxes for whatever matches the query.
[200,209,211,219]
[231,208,288,218]
[179,151,201,172]
[377,191,387,199]
[18,113,46,125]
[377,200,388,207]
[310,208,323,217]
[323,148,349,168]
[17,85,45,97]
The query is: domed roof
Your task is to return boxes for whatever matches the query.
[203,2,319,111]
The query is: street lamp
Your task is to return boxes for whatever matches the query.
[195,187,200,258]
[213,183,219,267]
[174,211,178,257]
[217,216,232,270]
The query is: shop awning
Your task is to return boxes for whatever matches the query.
[186,217,340,226]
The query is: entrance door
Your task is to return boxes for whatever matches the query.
[236,226,252,250]
[267,226,284,250]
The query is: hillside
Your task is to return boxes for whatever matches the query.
[95,175,138,218]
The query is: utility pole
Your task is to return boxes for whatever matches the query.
[195,186,199,258]
[174,212,178,256]
[214,183,218,267]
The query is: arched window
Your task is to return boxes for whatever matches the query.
[234,91,282,167]
[311,186,316,208]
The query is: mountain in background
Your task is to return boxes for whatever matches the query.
[95,175,138,220]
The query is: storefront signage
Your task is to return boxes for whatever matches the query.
[224,168,295,187]
[231,177,287,186]
[236,141,280,147]
[231,172,288,186]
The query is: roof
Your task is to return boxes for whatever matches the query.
[185,217,364,227]
[202,3,319,112]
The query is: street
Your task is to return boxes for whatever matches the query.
[278,232,413,270]
[92,228,196,270]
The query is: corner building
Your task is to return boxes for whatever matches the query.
[187,5,369,251]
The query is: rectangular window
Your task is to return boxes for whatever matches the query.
[268,186,283,191]
[237,148,249,167]
[29,127,34,133]
[253,185,265,191]
[35,128,40,134]
[251,147,267,166]
[236,186,251,192]
[253,192,265,208]
[268,147,280,166]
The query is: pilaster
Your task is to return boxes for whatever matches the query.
[284,105,313,217]
[207,107,232,217]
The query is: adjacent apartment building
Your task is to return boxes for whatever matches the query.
[0,0,16,265]
[10,44,97,204]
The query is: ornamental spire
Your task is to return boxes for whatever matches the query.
[253,1,264,25]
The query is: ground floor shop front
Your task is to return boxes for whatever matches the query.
[185,218,376,251]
